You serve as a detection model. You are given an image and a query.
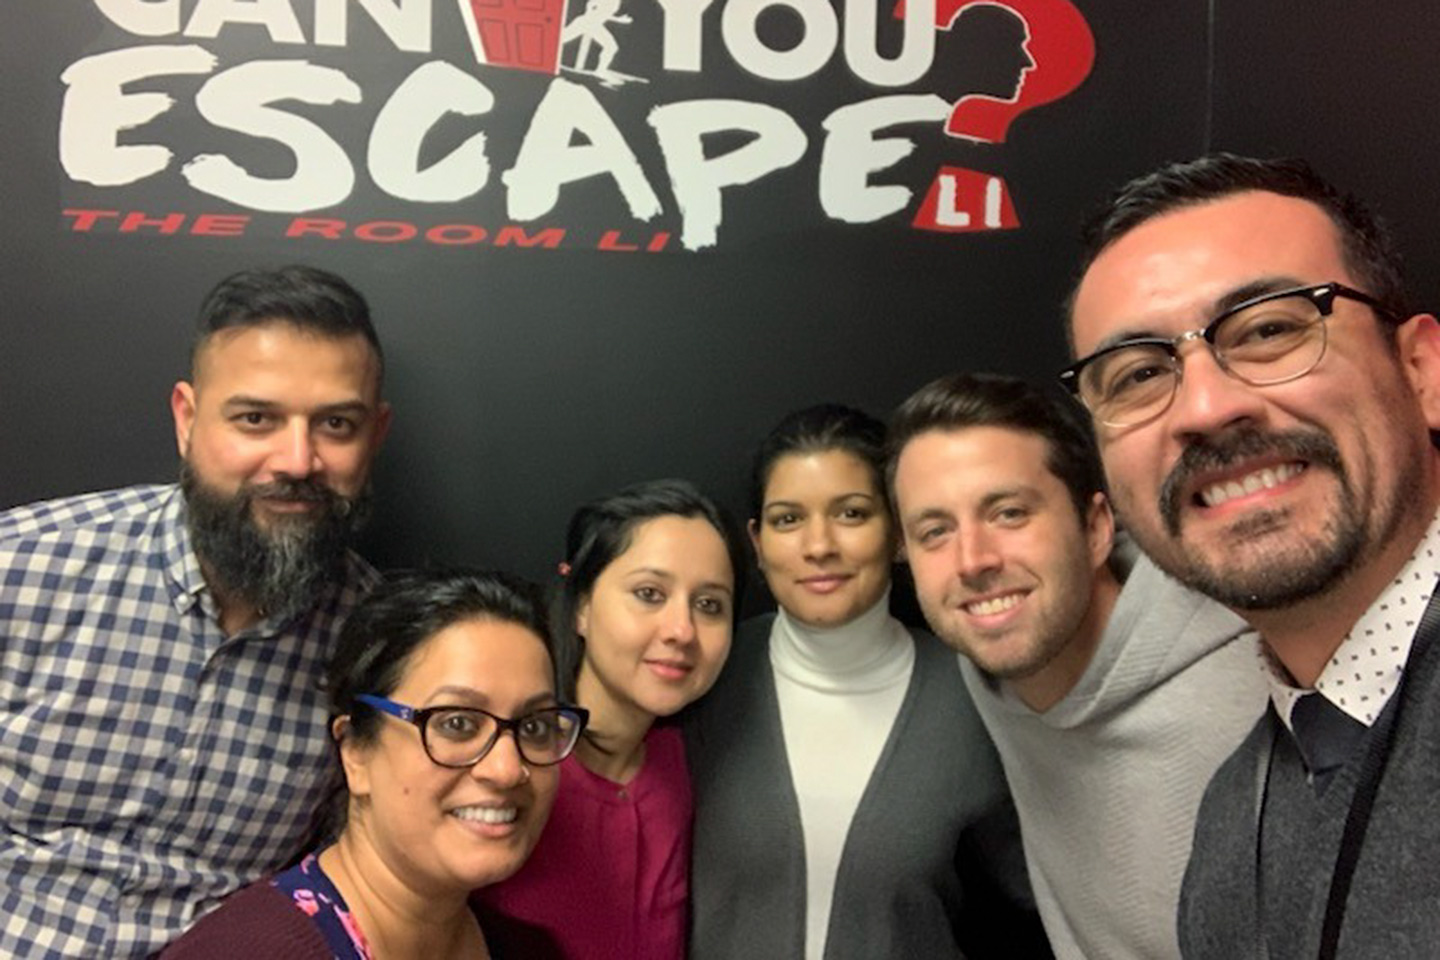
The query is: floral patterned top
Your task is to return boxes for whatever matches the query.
[271,852,373,960]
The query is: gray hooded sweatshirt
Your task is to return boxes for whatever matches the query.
[960,554,1269,960]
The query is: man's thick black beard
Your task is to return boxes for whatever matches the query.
[181,462,369,623]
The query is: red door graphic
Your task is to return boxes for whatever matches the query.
[459,0,568,74]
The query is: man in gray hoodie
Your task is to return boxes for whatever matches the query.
[887,372,1268,960]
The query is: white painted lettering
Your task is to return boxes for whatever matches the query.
[92,0,182,36]
[721,0,837,81]
[503,78,662,223]
[186,0,305,43]
[652,0,716,72]
[184,60,360,210]
[819,94,947,222]
[843,0,934,85]
[936,173,967,226]
[984,174,1002,227]
[369,61,493,202]
[314,0,432,51]
[648,99,806,250]
[59,45,218,186]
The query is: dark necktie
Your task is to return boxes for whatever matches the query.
[1290,692,1369,794]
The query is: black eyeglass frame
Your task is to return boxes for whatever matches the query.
[1058,281,1401,426]
[355,693,589,769]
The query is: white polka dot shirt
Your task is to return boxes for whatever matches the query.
[1264,510,1440,731]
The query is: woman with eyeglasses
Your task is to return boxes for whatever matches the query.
[477,479,743,960]
[686,404,1048,959]
[163,569,585,959]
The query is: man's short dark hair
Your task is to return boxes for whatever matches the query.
[1066,154,1410,347]
[193,265,383,378]
[887,372,1104,523]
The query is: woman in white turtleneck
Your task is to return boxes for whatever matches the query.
[686,404,1048,960]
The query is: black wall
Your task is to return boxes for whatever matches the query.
[2,1,1433,606]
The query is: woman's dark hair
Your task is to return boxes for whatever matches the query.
[314,568,551,843]
[553,479,744,700]
[748,403,889,520]
[328,568,552,740]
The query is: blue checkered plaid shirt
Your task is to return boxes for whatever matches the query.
[0,484,378,958]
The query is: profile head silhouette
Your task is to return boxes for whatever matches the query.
[948,2,1035,103]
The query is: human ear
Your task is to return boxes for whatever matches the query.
[1085,492,1115,570]
[170,382,196,458]
[747,518,763,569]
[1398,314,1440,431]
[371,401,394,449]
[575,597,591,640]
[333,716,373,799]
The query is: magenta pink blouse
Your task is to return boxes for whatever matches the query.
[476,724,691,960]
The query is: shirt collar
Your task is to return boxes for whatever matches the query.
[1263,508,1440,730]
[159,487,305,634]
[158,486,209,615]
[769,591,914,694]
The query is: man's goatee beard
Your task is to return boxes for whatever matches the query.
[181,462,370,622]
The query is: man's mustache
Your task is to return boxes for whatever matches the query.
[242,478,359,517]
[1158,427,1343,535]
[249,478,327,499]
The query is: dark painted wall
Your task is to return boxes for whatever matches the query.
[2,1,1428,605]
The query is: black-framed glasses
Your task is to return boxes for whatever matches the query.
[1059,282,1400,428]
[356,694,588,768]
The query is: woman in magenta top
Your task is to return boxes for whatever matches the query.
[477,479,743,960]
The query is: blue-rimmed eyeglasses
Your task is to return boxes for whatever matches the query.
[1058,282,1400,428]
[356,694,588,768]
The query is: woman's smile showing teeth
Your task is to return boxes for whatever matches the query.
[450,802,523,838]
[451,805,518,825]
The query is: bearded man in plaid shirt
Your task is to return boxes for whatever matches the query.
[0,265,392,957]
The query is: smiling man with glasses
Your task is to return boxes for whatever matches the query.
[1062,282,1402,431]
[1066,154,1440,959]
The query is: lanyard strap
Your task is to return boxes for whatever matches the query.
[1253,579,1440,960]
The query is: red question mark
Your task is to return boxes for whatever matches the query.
[898,0,1095,143]
[940,0,1094,142]
[902,0,1094,231]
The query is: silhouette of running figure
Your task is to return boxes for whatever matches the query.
[563,0,631,81]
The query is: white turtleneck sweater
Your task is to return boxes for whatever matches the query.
[768,594,916,960]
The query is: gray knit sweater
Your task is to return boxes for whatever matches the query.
[685,616,1048,959]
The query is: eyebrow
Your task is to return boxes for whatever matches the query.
[624,565,675,582]
[902,506,953,528]
[901,488,1039,527]
[221,396,374,417]
[1089,275,1309,353]
[979,486,1039,509]
[425,686,559,712]
[623,567,734,597]
[1213,276,1307,314]
[764,492,878,511]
